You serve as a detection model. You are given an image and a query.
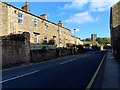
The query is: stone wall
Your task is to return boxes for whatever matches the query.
[110,1,120,59]
[30,49,56,63]
[2,32,30,67]
[30,48,78,63]
[56,48,75,57]
[110,25,120,59]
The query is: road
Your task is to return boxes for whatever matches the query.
[2,51,106,88]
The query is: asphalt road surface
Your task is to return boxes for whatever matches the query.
[2,51,106,88]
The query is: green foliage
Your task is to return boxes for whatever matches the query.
[42,39,55,45]
[76,45,84,53]
[96,37,110,45]
[2,34,25,41]
[41,46,47,52]
[42,40,48,44]
[84,44,90,47]
[85,38,91,41]
[48,39,55,45]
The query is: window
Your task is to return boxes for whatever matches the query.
[44,36,48,42]
[51,25,55,31]
[64,38,66,45]
[59,38,62,44]
[34,34,38,44]
[33,19,37,27]
[44,22,48,30]
[59,27,62,35]
[64,32,66,35]
[18,13,23,24]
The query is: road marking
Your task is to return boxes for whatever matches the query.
[59,59,76,65]
[86,54,106,89]
[1,70,40,83]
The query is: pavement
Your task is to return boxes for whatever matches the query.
[100,50,120,89]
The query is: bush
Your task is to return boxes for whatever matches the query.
[2,34,25,41]
[48,39,55,45]
[92,45,101,50]
[42,40,48,44]
[76,45,84,53]
[41,46,47,52]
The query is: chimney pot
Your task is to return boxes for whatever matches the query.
[58,20,63,27]
[22,1,30,12]
[40,14,47,20]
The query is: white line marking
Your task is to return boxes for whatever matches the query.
[59,59,76,65]
[1,70,40,83]
[86,54,106,89]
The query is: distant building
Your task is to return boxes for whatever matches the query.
[0,1,83,47]
[91,34,97,41]
[83,34,98,47]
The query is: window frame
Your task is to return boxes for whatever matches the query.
[33,19,37,28]
[18,13,23,24]
[44,22,48,30]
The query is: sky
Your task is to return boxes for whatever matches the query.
[6,0,119,40]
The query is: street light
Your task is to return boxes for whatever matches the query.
[74,29,76,45]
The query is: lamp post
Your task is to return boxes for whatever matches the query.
[74,29,76,54]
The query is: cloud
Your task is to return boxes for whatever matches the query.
[63,0,119,12]
[90,0,120,12]
[64,12,98,24]
[63,0,89,9]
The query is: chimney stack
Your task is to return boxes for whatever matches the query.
[22,2,30,12]
[58,21,63,27]
[40,14,47,20]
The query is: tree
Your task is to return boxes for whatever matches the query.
[42,40,48,44]
[85,38,91,41]
[103,37,110,44]
[48,39,55,45]
[84,44,90,47]
[96,37,110,45]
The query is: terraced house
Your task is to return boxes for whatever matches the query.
[0,1,83,47]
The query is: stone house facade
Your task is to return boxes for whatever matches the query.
[110,1,120,59]
[0,2,83,47]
